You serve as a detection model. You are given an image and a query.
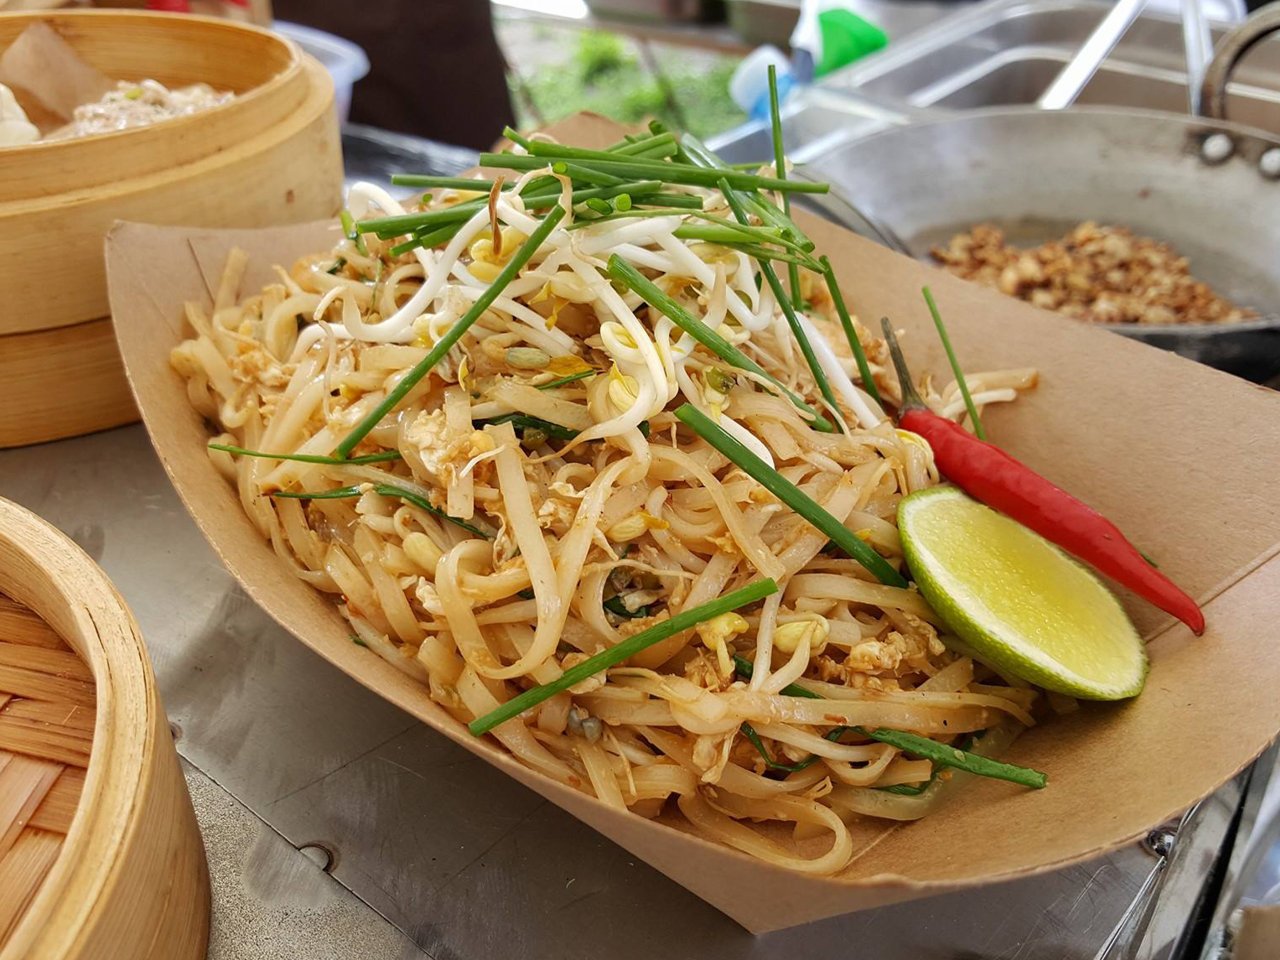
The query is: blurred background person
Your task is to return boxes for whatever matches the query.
[271,0,516,148]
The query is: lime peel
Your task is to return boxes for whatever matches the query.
[899,486,1147,701]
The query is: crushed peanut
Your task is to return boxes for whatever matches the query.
[932,222,1255,326]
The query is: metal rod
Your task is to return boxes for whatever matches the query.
[1038,0,1151,109]
[1182,0,1213,116]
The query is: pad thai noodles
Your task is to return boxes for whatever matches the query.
[171,124,1053,875]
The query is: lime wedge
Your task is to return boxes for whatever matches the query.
[898,486,1146,700]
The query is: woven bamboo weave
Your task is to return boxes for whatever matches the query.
[0,592,93,947]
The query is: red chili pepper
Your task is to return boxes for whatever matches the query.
[881,319,1205,635]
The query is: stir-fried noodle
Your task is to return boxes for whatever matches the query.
[172,149,1042,874]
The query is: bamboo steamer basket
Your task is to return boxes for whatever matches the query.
[0,10,344,447]
[0,319,132,449]
[0,497,209,960]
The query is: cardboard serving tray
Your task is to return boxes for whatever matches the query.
[104,117,1280,934]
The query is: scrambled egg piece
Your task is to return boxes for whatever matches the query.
[844,625,943,677]
[403,409,493,486]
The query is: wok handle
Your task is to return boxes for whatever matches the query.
[1200,2,1280,121]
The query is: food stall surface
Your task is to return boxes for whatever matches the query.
[0,423,1261,959]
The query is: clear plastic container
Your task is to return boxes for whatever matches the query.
[273,20,370,123]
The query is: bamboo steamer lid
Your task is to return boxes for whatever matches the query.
[0,10,344,447]
[0,497,209,960]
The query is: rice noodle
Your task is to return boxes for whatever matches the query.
[171,162,1041,878]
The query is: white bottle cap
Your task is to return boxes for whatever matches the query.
[729,45,791,115]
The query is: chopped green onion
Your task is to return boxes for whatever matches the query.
[337,204,566,458]
[271,483,491,538]
[922,286,986,441]
[614,193,632,212]
[477,412,579,442]
[675,404,907,586]
[585,197,612,215]
[820,256,881,406]
[767,65,804,312]
[537,369,596,390]
[606,256,834,433]
[718,178,842,428]
[478,151,830,195]
[351,634,369,648]
[209,442,402,466]
[603,595,651,619]
[468,578,779,735]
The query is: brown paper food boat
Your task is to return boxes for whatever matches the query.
[104,118,1280,933]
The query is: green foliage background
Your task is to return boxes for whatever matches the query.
[513,29,746,139]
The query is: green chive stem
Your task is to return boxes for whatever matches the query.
[209,443,401,466]
[523,133,679,164]
[718,178,842,427]
[337,205,566,457]
[853,726,1046,790]
[679,134,817,252]
[468,578,778,735]
[821,257,882,405]
[554,159,627,187]
[675,404,906,586]
[477,413,578,442]
[388,222,459,257]
[389,174,512,192]
[272,483,490,538]
[340,209,367,256]
[606,256,833,432]
[766,65,804,311]
[922,286,986,440]
[729,655,1044,788]
[478,151,829,195]
[537,369,596,390]
[741,722,819,772]
[732,654,821,697]
[360,181,669,237]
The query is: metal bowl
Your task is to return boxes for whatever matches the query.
[793,106,1280,384]
[1109,315,1280,383]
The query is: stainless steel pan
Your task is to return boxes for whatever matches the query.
[794,6,1280,382]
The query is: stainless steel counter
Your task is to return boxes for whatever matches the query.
[0,404,1259,960]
